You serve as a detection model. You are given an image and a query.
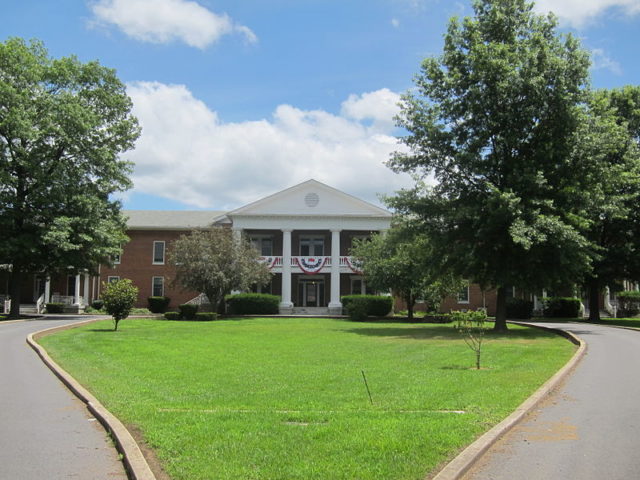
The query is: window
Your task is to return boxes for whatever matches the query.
[112,253,121,265]
[251,280,272,294]
[153,241,165,264]
[152,277,164,297]
[250,236,273,256]
[457,283,470,304]
[107,276,120,283]
[300,237,324,256]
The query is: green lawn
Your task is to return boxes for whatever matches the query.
[40,317,575,480]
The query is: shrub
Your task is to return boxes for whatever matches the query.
[164,312,181,320]
[46,303,65,314]
[178,304,199,320]
[195,312,218,321]
[506,298,534,319]
[543,297,581,318]
[226,293,280,314]
[341,295,393,317]
[148,296,171,313]
[101,279,139,330]
[91,299,104,310]
[347,298,368,321]
[453,310,488,370]
[616,291,640,317]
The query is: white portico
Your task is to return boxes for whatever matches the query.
[214,179,392,314]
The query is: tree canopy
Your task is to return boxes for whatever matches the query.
[387,0,594,330]
[170,228,273,313]
[350,225,462,320]
[0,37,140,317]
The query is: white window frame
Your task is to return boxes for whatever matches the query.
[457,283,470,304]
[152,276,164,297]
[112,253,121,265]
[249,235,274,256]
[299,236,325,256]
[107,276,120,283]
[153,241,165,265]
[350,276,365,295]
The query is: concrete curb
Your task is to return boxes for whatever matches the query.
[26,318,156,480]
[431,321,587,480]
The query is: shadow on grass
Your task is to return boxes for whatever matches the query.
[343,324,556,341]
[89,328,117,332]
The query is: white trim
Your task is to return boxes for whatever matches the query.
[152,276,165,297]
[152,241,165,265]
[107,276,120,283]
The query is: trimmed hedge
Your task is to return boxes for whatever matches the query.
[347,298,368,321]
[226,293,280,315]
[617,291,640,317]
[341,295,393,317]
[543,297,581,318]
[164,311,181,320]
[195,312,218,321]
[178,304,199,320]
[91,299,104,310]
[148,296,171,313]
[506,298,534,319]
[46,303,65,314]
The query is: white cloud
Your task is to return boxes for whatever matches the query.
[391,18,401,28]
[533,0,640,28]
[341,88,402,132]
[125,82,411,209]
[591,48,623,75]
[89,0,257,48]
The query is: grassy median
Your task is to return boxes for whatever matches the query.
[40,317,575,480]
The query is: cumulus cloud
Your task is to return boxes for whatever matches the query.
[124,82,411,209]
[89,0,257,48]
[533,0,640,28]
[591,48,623,75]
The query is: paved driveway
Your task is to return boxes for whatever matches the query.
[0,316,127,480]
[463,322,640,480]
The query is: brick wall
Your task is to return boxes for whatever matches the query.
[99,230,198,308]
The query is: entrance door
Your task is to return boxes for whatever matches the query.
[33,277,46,302]
[298,280,325,307]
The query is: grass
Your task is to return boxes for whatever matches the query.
[39,317,575,480]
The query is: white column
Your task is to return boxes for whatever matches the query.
[329,229,342,314]
[280,229,293,312]
[44,276,51,304]
[84,274,90,305]
[74,274,81,305]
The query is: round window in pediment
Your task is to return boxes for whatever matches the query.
[305,192,320,207]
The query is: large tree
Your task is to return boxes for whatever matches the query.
[170,228,272,313]
[351,225,462,320]
[578,88,640,321]
[387,0,594,331]
[0,38,140,318]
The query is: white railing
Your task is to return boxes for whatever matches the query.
[258,256,362,273]
[51,295,76,305]
[36,294,45,314]
[185,293,211,306]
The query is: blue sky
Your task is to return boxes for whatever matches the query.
[2,0,640,210]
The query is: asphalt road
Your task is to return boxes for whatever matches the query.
[464,322,640,480]
[0,316,127,480]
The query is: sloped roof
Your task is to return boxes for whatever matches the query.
[124,210,225,230]
[217,179,392,220]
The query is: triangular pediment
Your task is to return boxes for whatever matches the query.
[224,179,391,218]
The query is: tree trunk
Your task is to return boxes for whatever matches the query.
[8,266,23,319]
[493,286,508,332]
[588,278,601,322]
[406,294,415,321]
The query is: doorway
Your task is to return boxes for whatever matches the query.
[298,279,325,307]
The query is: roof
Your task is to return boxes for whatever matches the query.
[215,179,392,221]
[123,210,226,230]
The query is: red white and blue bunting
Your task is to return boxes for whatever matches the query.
[296,257,328,274]
[344,256,363,274]
[259,257,278,270]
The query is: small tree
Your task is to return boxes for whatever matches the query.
[101,279,138,331]
[170,228,272,313]
[453,310,488,370]
[351,225,462,320]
